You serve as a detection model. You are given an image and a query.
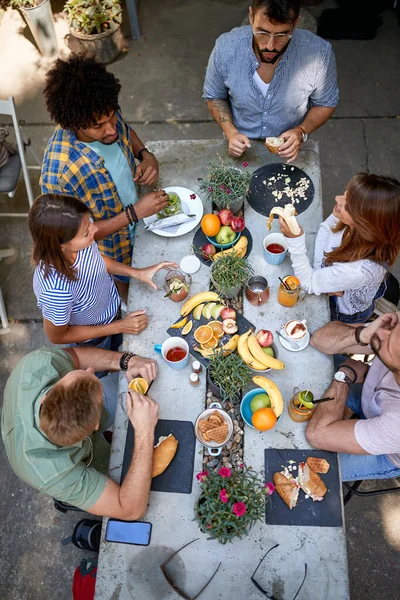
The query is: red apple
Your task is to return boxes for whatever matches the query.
[222,318,238,334]
[256,330,274,347]
[220,306,236,320]
[201,243,216,259]
[230,216,245,232]
[217,209,233,226]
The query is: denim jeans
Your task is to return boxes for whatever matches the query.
[100,371,120,431]
[339,381,400,482]
[330,279,386,324]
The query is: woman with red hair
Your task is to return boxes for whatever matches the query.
[280,173,400,322]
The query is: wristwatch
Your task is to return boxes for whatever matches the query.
[137,147,153,161]
[297,126,308,143]
[333,366,357,386]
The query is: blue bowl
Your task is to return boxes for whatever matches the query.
[240,388,281,429]
[206,230,241,249]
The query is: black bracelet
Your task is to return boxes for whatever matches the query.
[119,352,136,371]
[338,364,358,384]
[355,326,369,346]
[129,205,139,224]
[137,147,152,161]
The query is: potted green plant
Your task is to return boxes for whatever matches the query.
[198,156,252,213]
[8,0,58,57]
[64,0,124,64]
[207,352,252,403]
[211,252,253,299]
[195,465,272,544]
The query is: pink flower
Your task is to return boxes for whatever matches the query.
[264,482,275,495]
[242,161,249,168]
[218,467,231,478]
[233,502,247,517]
[207,525,212,529]
[226,189,231,194]
[208,186,213,192]
[219,184,226,190]
[196,471,209,482]
[219,488,229,503]
[190,193,196,199]
[239,463,244,468]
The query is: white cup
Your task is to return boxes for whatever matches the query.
[154,337,189,370]
[283,319,308,348]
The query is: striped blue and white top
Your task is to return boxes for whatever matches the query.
[203,26,339,139]
[33,242,120,329]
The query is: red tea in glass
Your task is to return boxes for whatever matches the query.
[166,347,187,362]
[266,243,285,254]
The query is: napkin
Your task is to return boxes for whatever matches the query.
[145,213,196,234]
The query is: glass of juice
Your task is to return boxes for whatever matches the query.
[288,389,314,422]
[164,270,191,302]
[277,275,300,307]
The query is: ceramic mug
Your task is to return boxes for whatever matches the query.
[154,337,189,370]
[263,233,288,266]
[283,319,308,348]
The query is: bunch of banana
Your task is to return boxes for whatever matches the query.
[180,291,220,317]
[238,330,284,371]
[212,235,248,261]
[252,375,284,417]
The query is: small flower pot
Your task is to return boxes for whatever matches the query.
[210,267,242,299]
[66,23,125,64]
[207,370,241,404]
[20,0,58,58]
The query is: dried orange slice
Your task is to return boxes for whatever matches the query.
[128,377,149,394]
[207,320,224,338]
[200,336,219,349]
[284,275,300,290]
[194,324,213,344]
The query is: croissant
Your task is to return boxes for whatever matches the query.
[152,434,178,478]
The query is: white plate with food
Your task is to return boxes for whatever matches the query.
[143,186,204,238]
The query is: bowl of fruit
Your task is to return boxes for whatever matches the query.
[201,209,245,250]
[240,387,280,430]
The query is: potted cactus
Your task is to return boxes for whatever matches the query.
[7,0,58,57]
[64,0,124,64]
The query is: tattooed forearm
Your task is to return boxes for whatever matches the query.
[207,99,234,125]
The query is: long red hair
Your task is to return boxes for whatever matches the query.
[324,173,400,266]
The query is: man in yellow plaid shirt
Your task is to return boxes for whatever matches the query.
[40,55,169,299]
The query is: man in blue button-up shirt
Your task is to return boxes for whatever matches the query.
[203,0,339,162]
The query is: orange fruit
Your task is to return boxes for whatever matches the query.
[284,276,300,290]
[194,324,213,344]
[201,213,221,237]
[252,407,277,431]
[207,320,224,338]
[128,377,149,394]
[201,336,219,349]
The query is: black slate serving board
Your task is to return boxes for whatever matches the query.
[121,419,195,494]
[192,226,253,266]
[247,163,315,217]
[167,311,255,368]
[264,448,342,527]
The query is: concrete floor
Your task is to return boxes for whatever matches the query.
[0,0,399,598]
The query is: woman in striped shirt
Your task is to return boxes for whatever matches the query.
[29,194,177,348]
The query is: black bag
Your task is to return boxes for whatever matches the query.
[63,519,102,552]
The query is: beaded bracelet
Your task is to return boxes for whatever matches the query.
[119,352,136,371]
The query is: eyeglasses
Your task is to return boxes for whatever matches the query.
[251,544,307,600]
[252,30,292,46]
[160,538,222,600]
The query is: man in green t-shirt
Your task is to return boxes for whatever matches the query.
[1,345,158,518]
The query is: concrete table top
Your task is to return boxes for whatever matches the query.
[95,140,350,600]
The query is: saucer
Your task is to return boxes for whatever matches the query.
[277,330,310,352]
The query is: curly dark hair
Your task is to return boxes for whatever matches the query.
[43,54,121,131]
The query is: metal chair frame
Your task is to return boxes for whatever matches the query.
[343,480,400,505]
[0,96,40,216]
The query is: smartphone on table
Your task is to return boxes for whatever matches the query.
[105,519,152,546]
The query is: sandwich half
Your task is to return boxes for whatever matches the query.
[306,457,330,474]
[298,462,327,501]
[273,472,299,510]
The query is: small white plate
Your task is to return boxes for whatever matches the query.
[180,255,201,274]
[278,330,310,352]
[143,186,204,238]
